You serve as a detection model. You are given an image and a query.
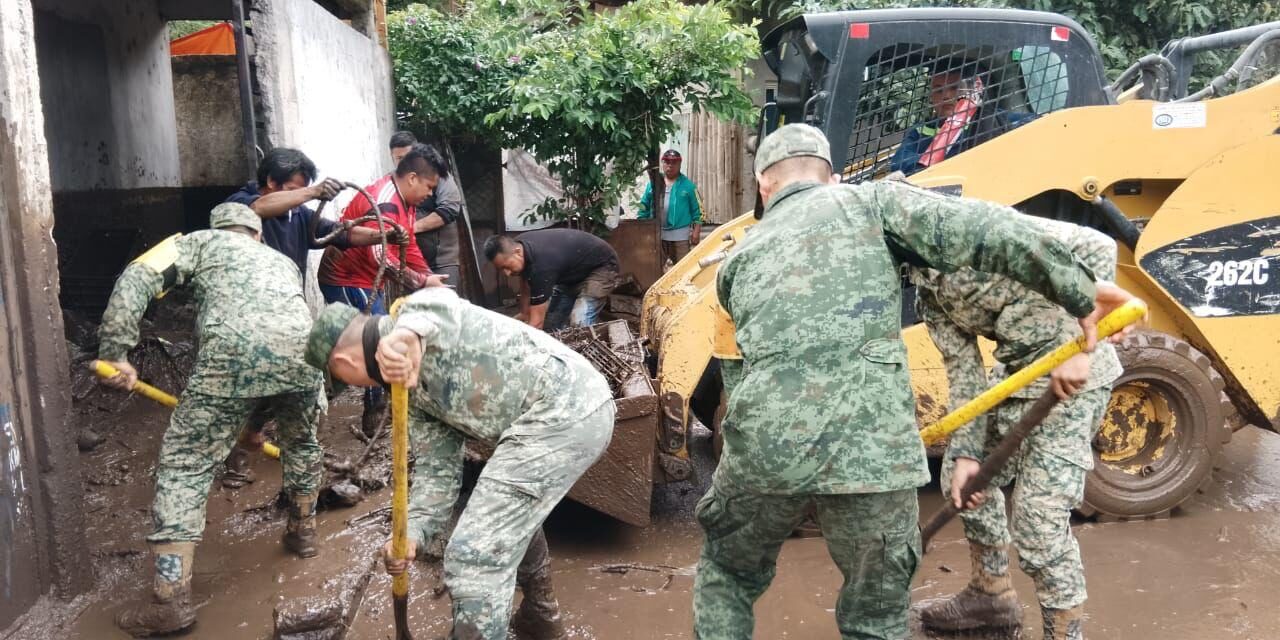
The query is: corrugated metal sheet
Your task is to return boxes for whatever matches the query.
[686,112,747,224]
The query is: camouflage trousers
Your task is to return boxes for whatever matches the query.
[693,478,920,640]
[441,400,614,639]
[148,388,323,543]
[941,387,1110,610]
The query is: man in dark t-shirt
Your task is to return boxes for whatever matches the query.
[221,147,407,488]
[225,147,405,277]
[484,229,620,331]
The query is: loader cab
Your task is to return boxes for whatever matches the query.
[761,9,1112,182]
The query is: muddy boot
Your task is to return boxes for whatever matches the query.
[116,542,197,637]
[221,445,255,488]
[1042,605,1084,640]
[282,492,319,558]
[918,543,1022,631]
[362,393,388,438]
[510,530,567,640]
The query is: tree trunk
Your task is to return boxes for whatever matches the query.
[647,145,666,266]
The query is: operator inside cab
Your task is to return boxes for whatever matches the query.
[890,59,1033,176]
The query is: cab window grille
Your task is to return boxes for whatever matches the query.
[843,44,1070,183]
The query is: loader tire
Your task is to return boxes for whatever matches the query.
[1081,331,1231,519]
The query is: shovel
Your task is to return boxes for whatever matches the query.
[920,389,1058,550]
[390,376,414,640]
[91,360,282,459]
[916,297,1148,550]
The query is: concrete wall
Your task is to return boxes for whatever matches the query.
[253,0,396,185]
[33,0,180,191]
[252,0,396,309]
[172,55,245,188]
[32,0,186,310]
[0,1,92,630]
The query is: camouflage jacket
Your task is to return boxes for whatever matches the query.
[388,287,614,544]
[98,230,321,398]
[914,218,1124,462]
[715,180,1099,495]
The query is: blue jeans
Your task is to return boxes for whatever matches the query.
[319,285,386,409]
[544,288,606,332]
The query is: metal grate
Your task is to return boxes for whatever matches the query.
[844,43,1071,183]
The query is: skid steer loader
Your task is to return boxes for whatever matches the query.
[640,8,1280,519]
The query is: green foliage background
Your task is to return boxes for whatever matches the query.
[389,0,758,227]
[389,0,1277,225]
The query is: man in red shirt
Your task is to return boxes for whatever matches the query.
[318,142,445,434]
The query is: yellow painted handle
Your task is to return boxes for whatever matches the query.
[391,383,411,599]
[91,360,178,408]
[918,298,1148,446]
[93,360,284,460]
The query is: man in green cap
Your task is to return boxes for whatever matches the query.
[304,287,614,639]
[97,202,325,637]
[692,124,1135,639]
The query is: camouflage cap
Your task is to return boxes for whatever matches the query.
[209,202,262,234]
[305,303,361,372]
[753,123,832,174]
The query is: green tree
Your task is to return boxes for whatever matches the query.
[168,20,220,40]
[389,0,759,227]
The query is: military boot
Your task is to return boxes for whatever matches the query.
[282,492,319,558]
[116,542,197,637]
[362,394,388,438]
[510,531,568,640]
[918,542,1022,631]
[221,444,255,488]
[1042,605,1084,640]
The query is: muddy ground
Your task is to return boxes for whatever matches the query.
[8,389,1280,640]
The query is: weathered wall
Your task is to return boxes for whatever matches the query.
[0,1,92,631]
[253,0,395,309]
[172,55,244,188]
[253,0,395,184]
[33,0,180,191]
[32,0,185,310]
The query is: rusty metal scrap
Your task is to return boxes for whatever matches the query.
[552,325,642,395]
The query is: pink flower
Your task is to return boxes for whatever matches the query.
[508,55,522,64]
[406,17,418,25]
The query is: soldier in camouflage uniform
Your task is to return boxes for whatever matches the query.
[694,124,1135,640]
[97,203,325,637]
[304,286,614,640]
[914,218,1122,640]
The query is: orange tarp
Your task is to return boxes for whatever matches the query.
[170,22,235,56]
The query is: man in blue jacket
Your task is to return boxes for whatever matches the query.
[638,149,703,267]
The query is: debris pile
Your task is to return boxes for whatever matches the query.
[551,324,643,395]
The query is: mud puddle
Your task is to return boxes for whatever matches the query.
[24,386,1280,640]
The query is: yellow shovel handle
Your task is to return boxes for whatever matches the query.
[918,298,1147,446]
[92,359,283,460]
[91,360,178,408]
[390,383,411,599]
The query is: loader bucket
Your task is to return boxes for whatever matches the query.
[565,320,657,526]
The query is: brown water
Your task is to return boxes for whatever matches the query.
[26,400,1280,640]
